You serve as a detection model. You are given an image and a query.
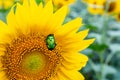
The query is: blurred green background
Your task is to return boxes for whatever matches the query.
[68,0,120,80]
[0,0,120,80]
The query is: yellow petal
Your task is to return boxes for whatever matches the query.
[63,38,95,52]
[25,0,42,26]
[6,5,17,28]
[78,39,95,51]
[23,0,29,7]
[0,20,17,45]
[15,3,31,35]
[58,29,89,44]
[62,53,88,70]
[29,0,37,7]
[39,0,53,29]
[55,17,82,37]
[0,71,7,80]
[59,67,84,80]
[73,29,89,40]
[57,71,70,80]
[45,6,68,34]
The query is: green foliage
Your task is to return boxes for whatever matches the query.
[67,0,120,80]
[85,24,98,31]
[89,43,108,52]
[36,0,43,4]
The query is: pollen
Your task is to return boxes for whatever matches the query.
[1,33,63,80]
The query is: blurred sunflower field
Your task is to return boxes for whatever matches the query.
[0,0,120,80]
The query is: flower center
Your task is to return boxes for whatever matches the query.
[108,2,116,12]
[21,51,46,72]
[104,1,116,12]
[2,33,62,80]
[117,13,120,21]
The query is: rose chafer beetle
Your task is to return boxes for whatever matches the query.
[46,34,56,50]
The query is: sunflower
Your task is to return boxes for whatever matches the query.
[0,0,94,80]
[83,0,120,15]
[82,0,105,14]
[0,0,23,10]
[114,0,120,12]
[104,0,120,14]
[45,0,75,10]
[113,0,120,21]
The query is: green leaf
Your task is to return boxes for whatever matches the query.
[93,64,117,75]
[89,43,108,52]
[85,24,98,31]
[36,0,42,4]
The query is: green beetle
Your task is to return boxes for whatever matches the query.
[46,34,56,50]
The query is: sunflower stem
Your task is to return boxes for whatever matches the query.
[100,1,110,80]
[101,0,110,44]
[99,51,105,80]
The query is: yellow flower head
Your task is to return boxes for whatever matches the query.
[83,0,120,15]
[0,0,23,10]
[115,0,120,12]
[83,0,105,14]
[113,0,120,21]
[0,0,94,80]
[105,0,120,14]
